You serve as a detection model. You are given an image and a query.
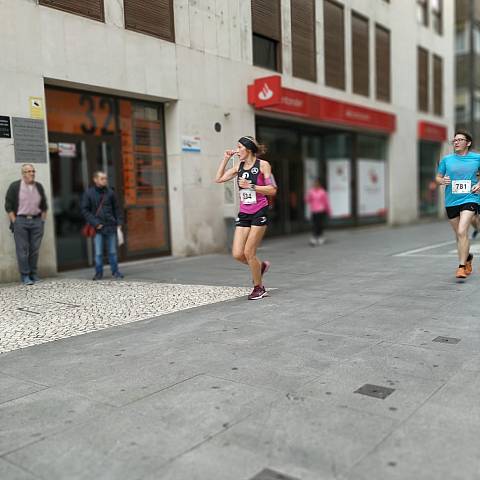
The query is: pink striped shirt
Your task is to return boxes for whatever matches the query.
[17,181,42,216]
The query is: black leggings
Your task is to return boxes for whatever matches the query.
[311,213,327,238]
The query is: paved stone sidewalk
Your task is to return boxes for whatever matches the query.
[0,221,479,480]
[0,280,250,354]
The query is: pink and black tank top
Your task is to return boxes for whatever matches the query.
[237,159,269,214]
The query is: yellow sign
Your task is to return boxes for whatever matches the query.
[29,97,44,119]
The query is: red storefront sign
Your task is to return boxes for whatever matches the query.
[418,121,447,142]
[248,75,396,133]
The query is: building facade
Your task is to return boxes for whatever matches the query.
[0,0,454,281]
[455,0,480,141]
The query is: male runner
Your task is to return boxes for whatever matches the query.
[436,130,480,278]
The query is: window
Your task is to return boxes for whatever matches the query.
[455,28,467,54]
[291,0,316,81]
[253,35,279,71]
[124,0,175,42]
[324,0,345,90]
[418,47,429,112]
[431,0,443,35]
[433,55,443,116]
[417,0,428,27]
[456,105,467,123]
[375,25,391,103]
[351,12,369,97]
[252,0,282,71]
[39,0,104,21]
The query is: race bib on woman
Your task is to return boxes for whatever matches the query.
[452,180,472,194]
[240,188,257,205]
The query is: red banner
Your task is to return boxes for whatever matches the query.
[418,121,447,142]
[248,75,396,133]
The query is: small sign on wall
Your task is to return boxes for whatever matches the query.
[181,135,201,152]
[29,97,44,120]
[0,116,11,138]
[12,117,48,163]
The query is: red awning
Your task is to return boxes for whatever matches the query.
[247,75,396,134]
[417,121,447,142]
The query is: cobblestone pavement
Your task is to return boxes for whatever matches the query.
[0,280,250,354]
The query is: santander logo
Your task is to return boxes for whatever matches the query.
[258,83,274,101]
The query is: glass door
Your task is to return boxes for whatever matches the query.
[49,134,122,270]
[49,134,91,269]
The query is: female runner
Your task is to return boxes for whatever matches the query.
[215,136,277,299]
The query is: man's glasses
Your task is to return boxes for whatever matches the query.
[23,170,36,173]
[451,138,467,144]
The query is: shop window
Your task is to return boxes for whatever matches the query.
[291,0,316,82]
[431,0,443,35]
[417,0,428,27]
[351,12,369,97]
[39,0,104,21]
[433,55,443,116]
[419,141,439,216]
[252,0,282,71]
[324,0,345,90]
[356,135,387,219]
[375,25,391,103]
[124,0,175,42]
[417,47,429,112]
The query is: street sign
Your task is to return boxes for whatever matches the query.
[0,116,11,138]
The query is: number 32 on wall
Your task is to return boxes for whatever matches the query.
[80,94,116,135]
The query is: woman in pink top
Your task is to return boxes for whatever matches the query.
[215,136,277,300]
[305,178,331,246]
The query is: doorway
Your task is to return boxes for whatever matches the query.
[46,86,171,271]
[49,133,122,270]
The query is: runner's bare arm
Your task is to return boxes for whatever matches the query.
[215,150,239,183]
[254,160,277,196]
[436,173,450,186]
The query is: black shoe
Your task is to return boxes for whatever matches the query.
[92,273,103,281]
[113,271,124,279]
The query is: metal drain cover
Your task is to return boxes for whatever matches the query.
[354,384,395,400]
[432,336,461,344]
[250,469,300,480]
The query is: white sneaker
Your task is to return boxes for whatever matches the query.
[317,237,326,245]
[309,237,317,246]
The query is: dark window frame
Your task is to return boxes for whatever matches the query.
[124,0,175,43]
[375,24,391,103]
[351,11,370,97]
[418,46,430,112]
[323,0,346,90]
[290,0,317,82]
[39,0,105,22]
[251,0,283,72]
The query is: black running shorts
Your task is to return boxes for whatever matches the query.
[235,206,269,228]
[445,202,479,219]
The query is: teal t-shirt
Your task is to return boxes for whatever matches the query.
[437,152,480,207]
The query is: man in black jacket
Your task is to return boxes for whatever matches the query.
[4,164,48,285]
[81,171,124,280]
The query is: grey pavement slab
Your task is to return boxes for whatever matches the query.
[5,375,278,480]
[1,221,480,479]
[0,387,114,456]
[0,459,38,480]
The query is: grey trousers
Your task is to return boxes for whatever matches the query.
[13,216,44,276]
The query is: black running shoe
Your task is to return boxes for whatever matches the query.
[92,273,103,281]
